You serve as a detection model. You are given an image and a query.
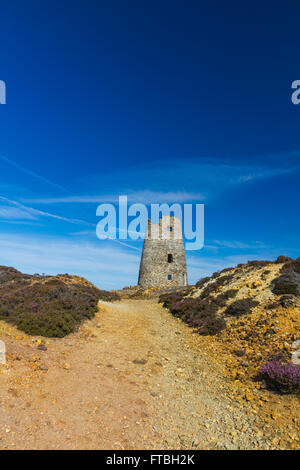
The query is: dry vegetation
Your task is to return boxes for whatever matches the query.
[0,259,299,449]
[159,257,300,395]
[0,266,120,337]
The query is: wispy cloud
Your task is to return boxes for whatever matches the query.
[211,239,265,249]
[0,195,143,252]
[68,228,142,252]
[69,230,94,236]
[71,156,300,204]
[22,190,205,204]
[0,195,95,226]
[19,153,300,208]
[235,167,297,183]
[0,205,37,220]
[0,154,70,194]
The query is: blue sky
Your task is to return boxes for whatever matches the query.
[0,1,300,289]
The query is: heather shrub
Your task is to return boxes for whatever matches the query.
[0,266,30,284]
[198,282,219,299]
[0,268,119,337]
[261,269,271,276]
[198,274,235,300]
[274,258,300,295]
[217,273,236,286]
[211,271,221,279]
[158,291,185,309]
[195,277,210,289]
[219,267,234,275]
[275,255,293,264]
[98,289,120,302]
[279,295,295,308]
[170,298,201,318]
[272,277,298,295]
[195,269,236,293]
[247,260,272,268]
[224,298,259,317]
[197,316,226,335]
[258,357,300,395]
[214,288,238,307]
[280,257,300,274]
[159,291,226,335]
[179,299,218,322]
[265,301,280,310]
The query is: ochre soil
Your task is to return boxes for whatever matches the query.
[0,300,299,450]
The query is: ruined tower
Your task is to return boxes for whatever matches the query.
[138,215,188,287]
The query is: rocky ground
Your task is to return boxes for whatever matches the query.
[0,299,299,450]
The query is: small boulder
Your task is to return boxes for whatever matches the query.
[291,339,300,350]
[291,351,300,365]
[0,340,6,365]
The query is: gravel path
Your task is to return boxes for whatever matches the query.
[0,299,296,449]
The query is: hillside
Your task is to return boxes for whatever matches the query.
[0,260,299,449]
[159,256,300,396]
[0,297,298,450]
[0,266,119,337]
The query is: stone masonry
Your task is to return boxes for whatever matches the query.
[138,215,188,287]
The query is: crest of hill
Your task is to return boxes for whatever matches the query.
[0,266,120,338]
[160,256,300,333]
[192,256,300,306]
[113,284,190,300]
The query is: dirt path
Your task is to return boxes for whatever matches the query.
[0,299,295,449]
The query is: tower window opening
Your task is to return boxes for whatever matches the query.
[168,226,173,231]
[167,274,172,280]
[168,253,173,263]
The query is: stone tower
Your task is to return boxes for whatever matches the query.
[138,215,188,287]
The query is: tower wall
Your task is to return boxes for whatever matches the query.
[138,216,188,287]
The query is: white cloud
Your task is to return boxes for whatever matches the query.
[84,157,300,197]
[24,157,299,206]
[0,154,70,194]
[22,190,205,205]
[0,195,94,226]
[211,239,265,249]
[0,205,37,220]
